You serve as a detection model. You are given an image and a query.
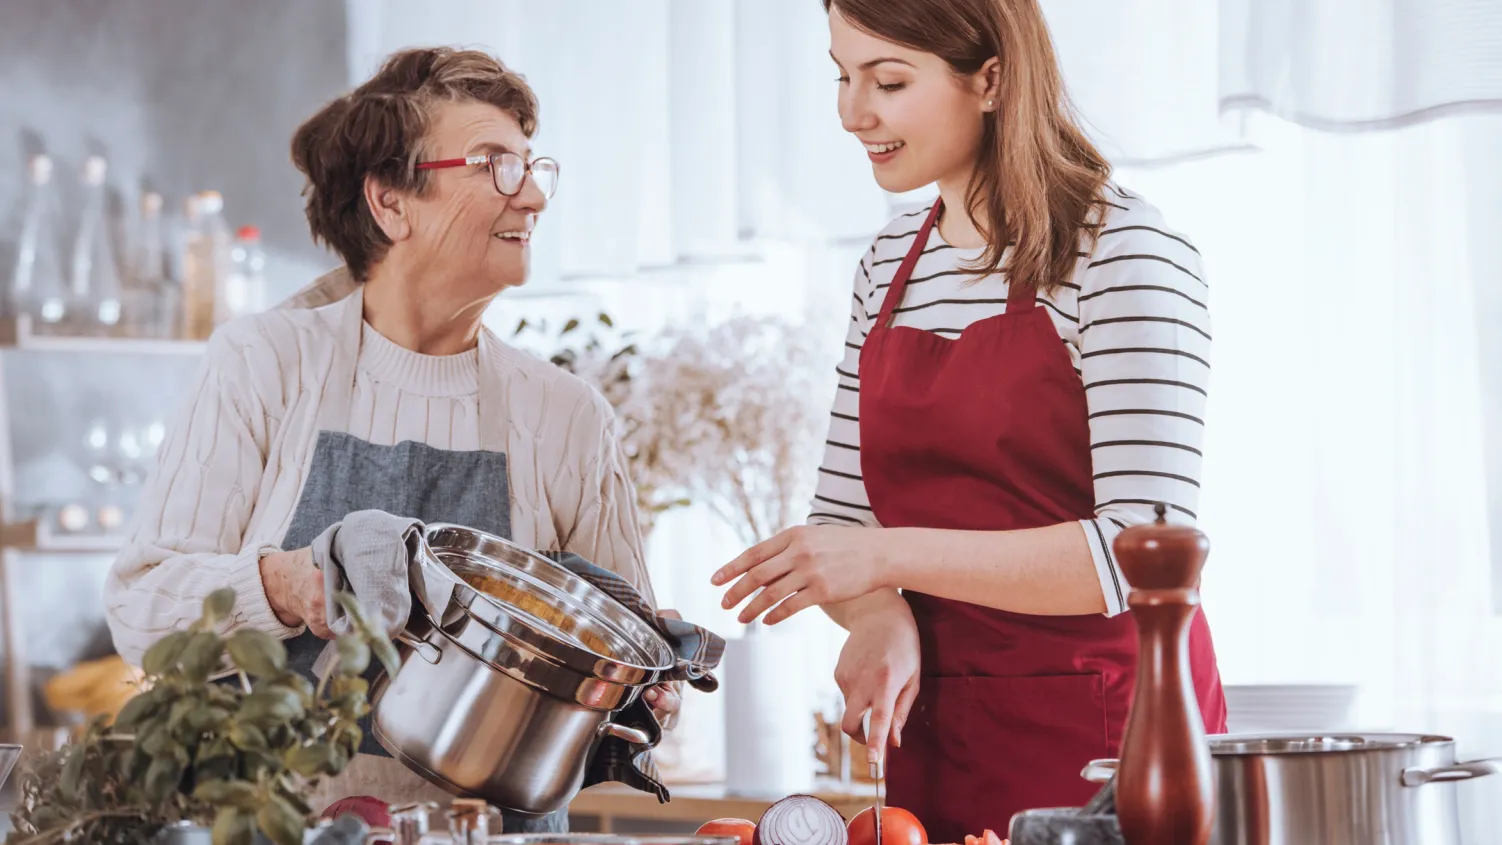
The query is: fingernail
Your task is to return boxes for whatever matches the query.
[710,571,725,585]
[867,747,879,764]
[646,690,658,701]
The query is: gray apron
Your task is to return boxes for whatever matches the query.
[277,284,566,832]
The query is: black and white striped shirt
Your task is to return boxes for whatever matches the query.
[808,185,1210,617]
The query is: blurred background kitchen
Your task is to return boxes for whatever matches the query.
[1,0,1499,837]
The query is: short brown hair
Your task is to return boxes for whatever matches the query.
[827,0,1110,296]
[290,47,540,280]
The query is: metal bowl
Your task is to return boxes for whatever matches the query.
[419,524,676,683]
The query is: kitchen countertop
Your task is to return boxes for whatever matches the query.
[570,780,872,830]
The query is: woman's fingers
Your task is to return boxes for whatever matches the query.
[762,589,821,626]
[721,552,794,610]
[646,683,680,716]
[304,566,334,638]
[892,672,921,747]
[840,686,874,746]
[735,571,803,624]
[712,530,793,587]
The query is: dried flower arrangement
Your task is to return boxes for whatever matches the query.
[516,310,834,547]
[512,313,694,537]
[633,313,834,547]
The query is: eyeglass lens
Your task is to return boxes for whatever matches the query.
[493,152,558,198]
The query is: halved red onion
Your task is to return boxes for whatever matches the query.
[754,795,849,845]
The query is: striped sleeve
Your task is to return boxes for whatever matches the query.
[807,247,880,528]
[1076,208,1211,616]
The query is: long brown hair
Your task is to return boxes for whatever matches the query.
[826,0,1110,295]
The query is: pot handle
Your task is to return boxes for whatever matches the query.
[1081,758,1119,784]
[1401,757,1502,786]
[601,721,652,745]
[394,629,441,666]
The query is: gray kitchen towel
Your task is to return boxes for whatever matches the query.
[540,550,726,804]
[542,551,722,693]
[308,509,454,678]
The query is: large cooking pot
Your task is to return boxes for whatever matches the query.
[1082,732,1502,845]
[370,524,679,816]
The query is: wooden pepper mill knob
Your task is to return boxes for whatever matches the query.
[1113,503,1214,845]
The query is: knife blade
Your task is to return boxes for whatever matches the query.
[864,709,884,845]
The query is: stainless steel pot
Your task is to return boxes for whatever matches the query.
[370,525,676,816]
[1082,732,1502,845]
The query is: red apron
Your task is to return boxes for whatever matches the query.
[863,201,1227,841]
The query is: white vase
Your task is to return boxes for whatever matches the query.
[722,625,816,796]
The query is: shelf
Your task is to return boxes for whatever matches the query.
[0,315,205,355]
[1,519,123,554]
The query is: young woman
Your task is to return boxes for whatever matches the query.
[713,0,1227,835]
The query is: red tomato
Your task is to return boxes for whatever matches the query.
[697,817,757,845]
[847,806,928,845]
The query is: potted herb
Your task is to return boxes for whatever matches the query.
[6,588,398,845]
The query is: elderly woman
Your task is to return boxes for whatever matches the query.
[102,47,676,827]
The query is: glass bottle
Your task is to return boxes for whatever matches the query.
[182,190,230,339]
[68,156,123,334]
[6,154,69,328]
[220,224,266,323]
[122,192,169,337]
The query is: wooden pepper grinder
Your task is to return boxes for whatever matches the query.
[1113,503,1214,845]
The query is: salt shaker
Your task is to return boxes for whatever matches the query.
[387,802,446,845]
[444,799,503,844]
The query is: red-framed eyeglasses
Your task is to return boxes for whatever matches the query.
[416,151,559,199]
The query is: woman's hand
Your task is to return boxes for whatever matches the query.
[837,599,921,760]
[712,526,892,625]
[259,548,331,637]
[645,609,685,729]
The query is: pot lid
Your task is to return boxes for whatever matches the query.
[1209,732,1455,755]
[419,524,675,678]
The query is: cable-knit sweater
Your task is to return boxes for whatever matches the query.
[103,291,651,663]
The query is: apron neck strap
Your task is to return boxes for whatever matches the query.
[875,200,1040,322]
[311,285,365,433]
[315,285,507,452]
[474,327,508,453]
[1006,279,1037,313]
[875,200,944,329]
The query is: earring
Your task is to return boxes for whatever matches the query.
[986,99,995,110]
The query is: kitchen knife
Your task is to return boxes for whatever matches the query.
[864,709,884,845]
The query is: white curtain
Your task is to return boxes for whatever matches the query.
[344,0,1502,830]
[345,0,901,291]
[1219,0,1502,131]
[1047,0,1502,836]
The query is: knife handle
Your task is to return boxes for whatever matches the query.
[861,709,887,767]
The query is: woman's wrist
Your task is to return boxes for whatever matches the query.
[259,548,311,628]
[870,526,920,592]
[824,587,909,632]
